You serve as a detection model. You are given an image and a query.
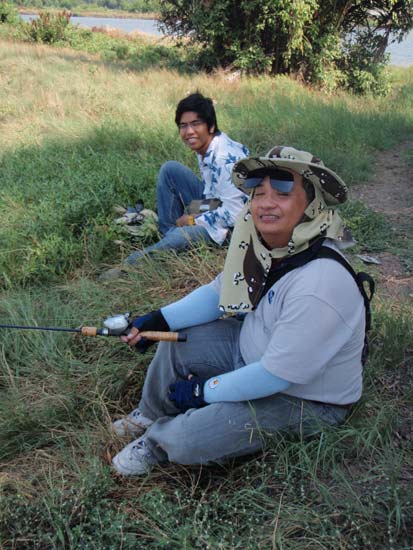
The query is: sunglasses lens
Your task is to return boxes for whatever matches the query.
[244,176,264,188]
[269,179,294,193]
[244,168,294,191]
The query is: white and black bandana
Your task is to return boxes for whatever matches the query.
[219,181,351,313]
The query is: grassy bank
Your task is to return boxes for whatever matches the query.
[0,36,412,548]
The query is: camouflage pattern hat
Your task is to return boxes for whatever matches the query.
[232,146,348,206]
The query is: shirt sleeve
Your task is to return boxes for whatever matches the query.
[161,283,222,331]
[203,360,290,403]
[261,295,354,384]
[195,151,248,231]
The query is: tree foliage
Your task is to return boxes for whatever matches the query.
[0,1,18,23]
[159,0,413,93]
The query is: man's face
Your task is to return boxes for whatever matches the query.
[250,172,309,249]
[178,111,214,156]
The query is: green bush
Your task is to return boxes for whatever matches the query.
[0,1,18,23]
[24,10,71,44]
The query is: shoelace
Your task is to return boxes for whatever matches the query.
[130,440,152,461]
[127,439,158,469]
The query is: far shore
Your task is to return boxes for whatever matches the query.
[18,7,159,20]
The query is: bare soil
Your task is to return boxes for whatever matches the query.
[351,141,413,301]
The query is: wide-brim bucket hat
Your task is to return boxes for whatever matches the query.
[232,146,348,206]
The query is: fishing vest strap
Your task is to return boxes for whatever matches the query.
[316,247,375,333]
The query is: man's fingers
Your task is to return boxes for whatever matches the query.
[120,327,142,347]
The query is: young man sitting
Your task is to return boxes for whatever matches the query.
[101,92,249,280]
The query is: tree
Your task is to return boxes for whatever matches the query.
[159,0,413,93]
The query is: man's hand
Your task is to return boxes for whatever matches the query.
[168,376,207,412]
[121,310,169,353]
[121,325,150,352]
[176,214,195,227]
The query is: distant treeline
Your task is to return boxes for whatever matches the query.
[10,0,159,13]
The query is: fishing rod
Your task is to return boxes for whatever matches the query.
[0,312,187,343]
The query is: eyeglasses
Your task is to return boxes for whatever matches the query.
[178,120,206,131]
[244,168,294,193]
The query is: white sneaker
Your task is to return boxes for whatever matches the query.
[112,408,153,437]
[98,267,127,282]
[112,436,158,476]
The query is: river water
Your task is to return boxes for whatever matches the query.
[20,13,162,36]
[20,14,413,67]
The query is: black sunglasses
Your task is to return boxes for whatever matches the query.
[244,168,294,193]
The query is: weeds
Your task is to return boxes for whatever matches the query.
[341,200,392,252]
[24,10,71,44]
[0,250,411,547]
[0,41,412,285]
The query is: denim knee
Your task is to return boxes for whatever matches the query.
[157,160,183,191]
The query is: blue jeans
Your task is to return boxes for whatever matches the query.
[124,161,213,265]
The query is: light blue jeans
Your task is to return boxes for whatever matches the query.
[138,319,349,465]
[124,161,214,265]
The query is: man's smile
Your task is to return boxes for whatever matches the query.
[258,213,280,221]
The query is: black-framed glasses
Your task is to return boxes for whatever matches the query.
[178,120,206,131]
[244,168,295,193]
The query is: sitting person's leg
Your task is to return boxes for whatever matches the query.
[112,318,244,475]
[113,392,348,474]
[99,162,205,279]
[144,394,349,466]
[138,318,244,420]
[124,224,213,265]
[157,160,204,235]
[112,319,348,474]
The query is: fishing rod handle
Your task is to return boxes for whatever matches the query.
[80,327,187,342]
[140,330,187,342]
[81,327,100,336]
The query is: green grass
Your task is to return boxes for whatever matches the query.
[0,36,412,285]
[0,34,412,549]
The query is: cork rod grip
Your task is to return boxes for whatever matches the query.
[79,327,187,342]
[140,330,187,342]
[81,326,98,337]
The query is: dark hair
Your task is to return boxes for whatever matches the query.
[175,92,220,133]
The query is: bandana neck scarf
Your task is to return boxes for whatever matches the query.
[219,185,347,313]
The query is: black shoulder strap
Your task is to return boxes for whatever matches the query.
[316,247,375,331]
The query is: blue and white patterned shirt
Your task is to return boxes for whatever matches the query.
[194,132,249,245]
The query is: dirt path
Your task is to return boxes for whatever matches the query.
[351,141,413,301]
